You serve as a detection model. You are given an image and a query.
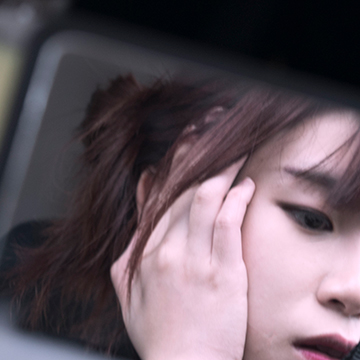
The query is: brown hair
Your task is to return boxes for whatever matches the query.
[4,74,360,355]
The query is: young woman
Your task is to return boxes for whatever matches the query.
[1,74,360,360]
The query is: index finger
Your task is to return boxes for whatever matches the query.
[187,156,248,257]
[212,177,255,265]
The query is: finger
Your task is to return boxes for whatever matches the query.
[212,177,255,265]
[187,157,247,257]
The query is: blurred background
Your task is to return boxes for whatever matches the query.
[2,0,360,131]
[0,0,69,139]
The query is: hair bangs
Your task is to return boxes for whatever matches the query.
[329,126,360,210]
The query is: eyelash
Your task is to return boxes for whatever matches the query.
[279,203,334,232]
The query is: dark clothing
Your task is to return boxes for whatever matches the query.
[345,344,360,360]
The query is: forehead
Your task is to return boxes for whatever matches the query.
[249,112,359,176]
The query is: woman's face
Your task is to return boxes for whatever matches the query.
[240,112,360,360]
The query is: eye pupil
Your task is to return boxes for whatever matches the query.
[303,213,323,229]
[280,203,333,232]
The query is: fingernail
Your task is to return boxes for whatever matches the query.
[242,177,255,196]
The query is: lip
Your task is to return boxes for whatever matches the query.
[294,334,357,360]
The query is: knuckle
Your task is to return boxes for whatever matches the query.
[194,185,214,204]
[185,262,220,287]
[229,186,243,198]
[194,183,220,205]
[204,269,222,290]
[216,213,234,229]
[228,186,246,202]
[156,242,179,271]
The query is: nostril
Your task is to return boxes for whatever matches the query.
[328,298,360,317]
[330,299,342,305]
[316,277,360,317]
[329,299,345,308]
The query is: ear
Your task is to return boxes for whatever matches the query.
[136,168,155,214]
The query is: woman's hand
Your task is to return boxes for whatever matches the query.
[111,160,255,360]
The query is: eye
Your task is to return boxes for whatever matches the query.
[280,203,333,232]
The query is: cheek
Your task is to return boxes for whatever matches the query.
[241,196,302,288]
[240,195,320,334]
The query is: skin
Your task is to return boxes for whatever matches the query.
[111,112,360,360]
[240,112,360,360]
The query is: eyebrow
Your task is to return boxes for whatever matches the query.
[283,166,338,190]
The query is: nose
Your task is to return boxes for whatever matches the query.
[317,259,360,318]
